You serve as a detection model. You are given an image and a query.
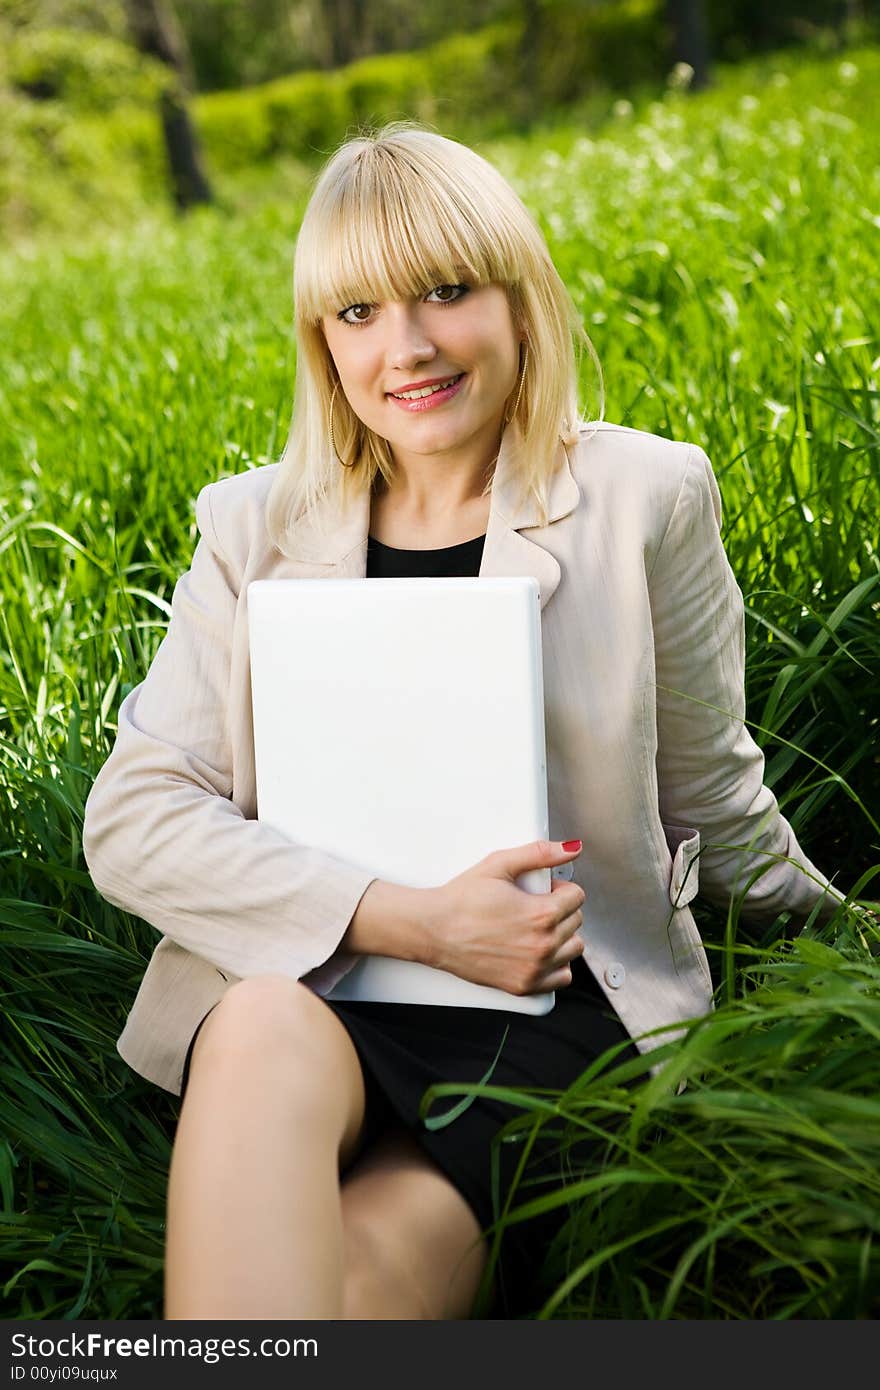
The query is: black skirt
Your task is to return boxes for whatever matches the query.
[180,956,641,1318]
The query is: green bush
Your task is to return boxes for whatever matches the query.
[6,25,166,112]
[339,47,435,131]
[0,0,127,38]
[0,84,166,240]
[191,24,520,175]
[419,24,519,135]
[189,4,665,177]
[261,70,351,159]
[86,104,168,201]
[196,84,275,171]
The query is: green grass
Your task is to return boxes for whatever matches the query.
[1,43,879,1319]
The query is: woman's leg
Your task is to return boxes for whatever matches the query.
[339,1126,491,1319]
[164,975,372,1320]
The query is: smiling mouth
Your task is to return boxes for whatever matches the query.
[387,374,464,401]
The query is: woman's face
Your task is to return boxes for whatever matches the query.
[320,279,522,467]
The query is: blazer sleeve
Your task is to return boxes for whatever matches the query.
[81,482,378,982]
[648,444,848,927]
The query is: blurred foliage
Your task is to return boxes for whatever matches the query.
[1,4,668,242]
[163,0,329,90]
[2,0,879,245]
[173,0,518,91]
[4,25,167,110]
[0,0,517,89]
[0,0,127,39]
[2,1,879,94]
[707,0,879,59]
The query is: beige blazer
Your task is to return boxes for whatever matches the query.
[82,420,848,1097]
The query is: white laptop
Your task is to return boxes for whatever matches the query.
[247,576,555,1015]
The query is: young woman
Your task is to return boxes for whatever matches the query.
[82,123,849,1321]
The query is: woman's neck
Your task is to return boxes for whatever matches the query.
[369,485,491,550]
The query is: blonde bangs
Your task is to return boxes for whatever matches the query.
[294,135,522,323]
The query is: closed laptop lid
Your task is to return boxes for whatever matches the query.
[247,576,554,1013]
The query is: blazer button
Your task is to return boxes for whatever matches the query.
[604,962,625,989]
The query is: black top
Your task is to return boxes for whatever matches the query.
[366,532,487,578]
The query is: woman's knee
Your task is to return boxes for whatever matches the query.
[193,974,366,1113]
[186,975,371,1156]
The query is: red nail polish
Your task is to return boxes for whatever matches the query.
[562,839,582,852]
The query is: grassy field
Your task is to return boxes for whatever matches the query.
[1,43,879,1319]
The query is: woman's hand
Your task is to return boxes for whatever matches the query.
[422,840,586,995]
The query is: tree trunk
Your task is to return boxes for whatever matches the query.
[665,0,712,92]
[158,85,213,211]
[520,0,542,124]
[322,0,369,68]
[124,0,212,210]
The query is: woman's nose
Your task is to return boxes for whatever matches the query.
[384,305,437,371]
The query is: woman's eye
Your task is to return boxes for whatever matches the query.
[426,284,468,304]
[337,284,467,324]
[338,303,374,325]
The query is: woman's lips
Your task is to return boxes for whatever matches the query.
[386,373,466,412]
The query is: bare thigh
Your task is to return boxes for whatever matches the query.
[185,975,375,1170]
[184,979,490,1315]
[339,1124,491,1319]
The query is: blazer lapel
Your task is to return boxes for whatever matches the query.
[478,421,580,608]
[279,419,581,609]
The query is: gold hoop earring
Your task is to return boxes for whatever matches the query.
[505,341,528,425]
[329,381,357,468]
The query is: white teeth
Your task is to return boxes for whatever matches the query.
[391,375,460,400]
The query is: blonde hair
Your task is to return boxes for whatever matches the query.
[265,121,603,551]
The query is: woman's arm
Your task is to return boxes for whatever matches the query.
[82,481,382,984]
[339,878,434,962]
[648,444,849,928]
